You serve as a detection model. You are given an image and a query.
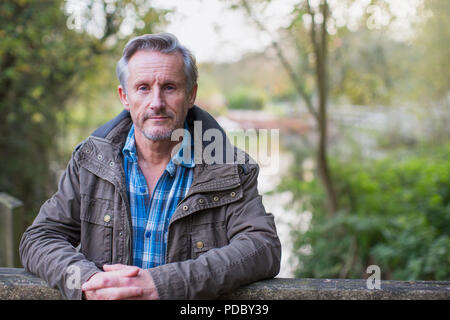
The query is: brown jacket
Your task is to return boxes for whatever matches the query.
[19,106,281,300]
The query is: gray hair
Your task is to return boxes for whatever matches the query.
[116,32,198,94]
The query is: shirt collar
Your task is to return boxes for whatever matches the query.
[122,121,195,177]
[171,120,195,170]
[123,124,138,163]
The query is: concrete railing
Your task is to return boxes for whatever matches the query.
[1,193,449,300]
[0,193,24,268]
[0,268,449,300]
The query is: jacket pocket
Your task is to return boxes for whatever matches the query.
[190,224,228,259]
[80,196,114,267]
[191,232,215,258]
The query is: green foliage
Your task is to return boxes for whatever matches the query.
[0,0,163,224]
[1,0,88,221]
[226,86,267,110]
[411,0,450,103]
[229,0,448,108]
[280,144,450,280]
[329,30,397,106]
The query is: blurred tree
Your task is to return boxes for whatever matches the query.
[330,0,449,107]
[280,142,450,280]
[412,0,450,104]
[227,86,267,110]
[232,0,422,215]
[237,0,339,215]
[0,0,164,224]
[198,51,294,110]
[229,0,448,280]
[330,28,396,106]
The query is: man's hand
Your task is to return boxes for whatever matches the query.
[81,264,160,300]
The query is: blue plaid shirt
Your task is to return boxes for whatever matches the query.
[123,123,194,269]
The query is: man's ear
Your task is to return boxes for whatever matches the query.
[118,85,130,110]
[188,83,198,107]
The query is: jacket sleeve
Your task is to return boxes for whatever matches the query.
[149,162,282,299]
[19,146,101,300]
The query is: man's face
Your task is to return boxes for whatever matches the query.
[119,50,197,141]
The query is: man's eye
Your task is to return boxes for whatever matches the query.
[164,85,175,91]
[138,85,149,91]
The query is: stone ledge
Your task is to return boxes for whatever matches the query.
[0,268,62,300]
[0,268,449,300]
[221,277,450,300]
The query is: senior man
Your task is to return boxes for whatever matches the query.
[20,33,281,300]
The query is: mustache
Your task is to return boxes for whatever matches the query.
[142,110,174,121]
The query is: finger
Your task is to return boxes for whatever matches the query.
[81,268,138,291]
[88,287,143,300]
[103,264,139,276]
[102,264,128,271]
[122,288,159,300]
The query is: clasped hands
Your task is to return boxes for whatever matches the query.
[81,264,160,300]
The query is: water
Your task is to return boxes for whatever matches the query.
[217,115,306,278]
[258,151,309,278]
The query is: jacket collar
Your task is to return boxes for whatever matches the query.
[86,105,241,193]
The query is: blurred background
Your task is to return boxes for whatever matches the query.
[0,0,448,280]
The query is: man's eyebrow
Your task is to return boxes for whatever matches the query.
[162,80,180,85]
[133,76,181,83]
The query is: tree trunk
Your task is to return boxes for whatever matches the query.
[240,0,339,215]
[317,113,338,216]
[309,0,338,216]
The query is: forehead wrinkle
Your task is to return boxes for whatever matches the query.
[127,51,186,86]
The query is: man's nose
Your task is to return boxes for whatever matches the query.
[148,87,164,110]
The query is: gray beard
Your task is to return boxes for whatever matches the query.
[142,128,174,141]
